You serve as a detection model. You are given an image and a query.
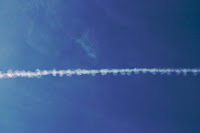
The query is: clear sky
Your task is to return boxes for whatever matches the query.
[0,0,200,133]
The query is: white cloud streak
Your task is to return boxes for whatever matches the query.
[0,68,200,79]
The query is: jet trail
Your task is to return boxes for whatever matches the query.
[0,68,200,79]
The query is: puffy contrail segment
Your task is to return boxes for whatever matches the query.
[0,68,200,79]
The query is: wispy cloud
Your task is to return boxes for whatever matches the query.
[75,30,97,59]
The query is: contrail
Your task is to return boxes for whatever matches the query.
[0,68,200,79]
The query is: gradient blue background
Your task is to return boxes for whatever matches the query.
[0,0,200,133]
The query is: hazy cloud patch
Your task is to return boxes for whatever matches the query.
[75,30,97,59]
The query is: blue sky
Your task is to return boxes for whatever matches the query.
[0,0,200,133]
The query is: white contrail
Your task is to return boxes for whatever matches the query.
[0,68,200,79]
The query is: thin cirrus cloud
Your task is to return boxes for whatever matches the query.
[75,30,97,59]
